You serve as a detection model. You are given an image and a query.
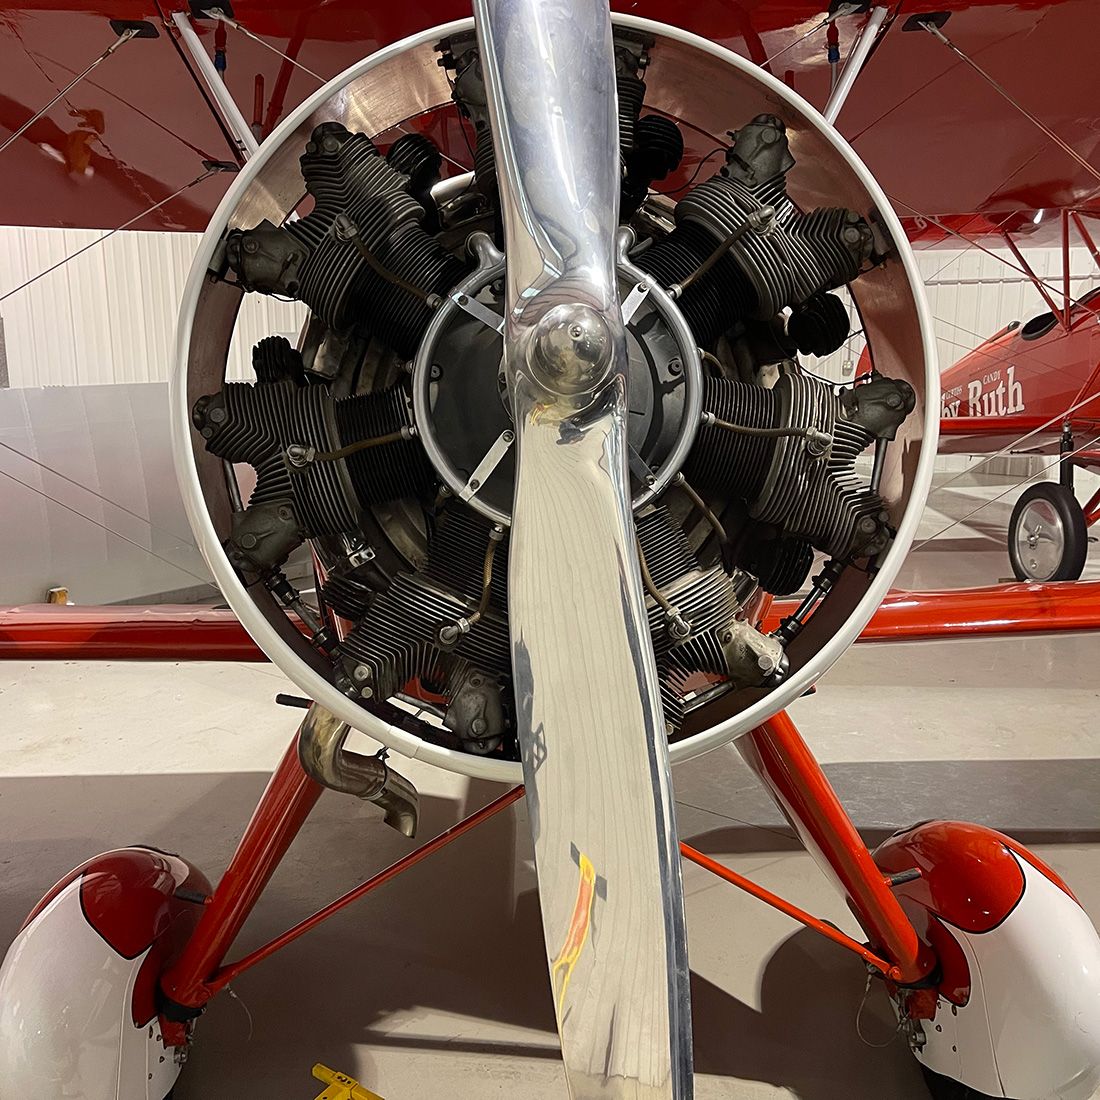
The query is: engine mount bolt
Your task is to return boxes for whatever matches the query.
[209,406,226,424]
[240,533,257,549]
[471,718,488,736]
[352,664,372,682]
[242,237,259,255]
[859,515,878,533]
[758,653,776,673]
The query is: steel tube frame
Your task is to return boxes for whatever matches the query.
[679,843,897,978]
[1071,211,1100,274]
[155,707,931,1034]
[1062,209,1073,329]
[171,11,259,161]
[159,727,323,1009]
[206,785,526,993]
[1001,229,1066,327]
[1084,485,1100,528]
[737,710,936,984]
[822,6,889,124]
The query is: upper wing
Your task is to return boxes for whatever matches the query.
[2,0,1098,233]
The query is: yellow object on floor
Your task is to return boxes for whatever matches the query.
[311,1063,384,1099]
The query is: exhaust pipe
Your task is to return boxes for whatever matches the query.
[298,704,419,837]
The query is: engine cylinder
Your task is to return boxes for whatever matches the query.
[192,338,432,577]
[687,371,913,560]
[635,115,872,350]
[226,123,466,358]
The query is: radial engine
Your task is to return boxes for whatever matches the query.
[190,31,916,760]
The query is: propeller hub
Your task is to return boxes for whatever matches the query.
[528,302,614,397]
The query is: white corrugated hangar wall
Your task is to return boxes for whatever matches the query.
[0,226,307,387]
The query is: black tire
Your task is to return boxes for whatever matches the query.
[1008,481,1087,581]
[921,1064,1010,1100]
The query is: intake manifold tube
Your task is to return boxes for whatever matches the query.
[298,704,420,837]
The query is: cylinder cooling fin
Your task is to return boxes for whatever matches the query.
[177,17,934,778]
[225,122,466,358]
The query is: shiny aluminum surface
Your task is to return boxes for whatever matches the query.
[1014,498,1065,581]
[473,0,691,1093]
[173,16,938,783]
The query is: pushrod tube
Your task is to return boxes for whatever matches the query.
[737,710,936,985]
[159,727,323,1008]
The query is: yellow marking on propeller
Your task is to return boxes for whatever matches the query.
[311,1063,384,1099]
[550,851,598,1015]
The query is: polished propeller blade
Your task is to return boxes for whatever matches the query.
[472,1,693,1095]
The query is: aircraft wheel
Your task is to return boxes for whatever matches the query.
[1008,482,1087,581]
[920,1065,1010,1100]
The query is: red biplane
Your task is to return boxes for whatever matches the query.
[2,4,1100,1100]
[939,266,1100,582]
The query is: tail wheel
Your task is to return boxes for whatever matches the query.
[1008,481,1087,581]
[921,1065,1011,1100]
